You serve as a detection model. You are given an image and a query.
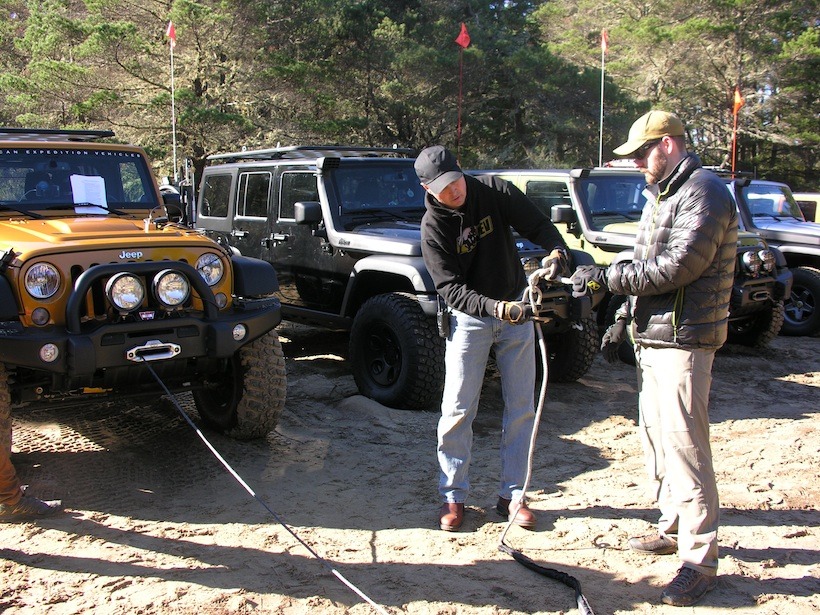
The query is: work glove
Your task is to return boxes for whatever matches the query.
[601,319,627,364]
[570,265,608,299]
[494,300,533,325]
[539,248,571,282]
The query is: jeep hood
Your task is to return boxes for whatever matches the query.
[751,218,820,247]
[333,220,422,256]
[0,216,215,260]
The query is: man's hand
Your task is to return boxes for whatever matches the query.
[494,300,533,325]
[601,319,627,364]
[539,248,570,282]
[570,265,608,298]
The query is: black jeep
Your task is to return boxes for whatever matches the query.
[194,146,598,409]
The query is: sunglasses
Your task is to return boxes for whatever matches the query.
[634,139,662,160]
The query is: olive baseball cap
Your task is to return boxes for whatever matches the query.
[414,145,463,193]
[613,110,685,157]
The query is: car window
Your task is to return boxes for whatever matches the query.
[742,184,804,220]
[0,149,158,209]
[333,166,424,213]
[280,171,318,221]
[524,181,570,215]
[199,174,232,218]
[572,176,647,230]
[237,171,271,218]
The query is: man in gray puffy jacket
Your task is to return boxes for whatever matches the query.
[570,110,737,607]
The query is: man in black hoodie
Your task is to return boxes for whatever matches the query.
[415,145,569,532]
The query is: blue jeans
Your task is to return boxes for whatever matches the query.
[438,309,536,504]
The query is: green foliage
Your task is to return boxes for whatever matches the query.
[0,0,815,189]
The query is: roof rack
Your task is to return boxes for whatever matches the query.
[0,127,115,142]
[701,165,756,179]
[206,145,416,163]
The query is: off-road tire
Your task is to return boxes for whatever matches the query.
[0,364,11,455]
[604,295,636,366]
[193,329,287,440]
[782,266,820,336]
[540,317,598,382]
[349,292,444,409]
[727,300,785,347]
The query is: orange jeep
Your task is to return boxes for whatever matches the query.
[0,128,285,441]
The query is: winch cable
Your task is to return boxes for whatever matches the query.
[142,362,392,615]
[496,272,595,615]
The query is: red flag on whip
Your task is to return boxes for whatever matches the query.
[455,23,470,161]
[733,86,744,115]
[601,29,609,54]
[455,23,471,48]
[731,85,744,174]
[166,21,176,48]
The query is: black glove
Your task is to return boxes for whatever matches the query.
[494,300,533,325]
[540,248,571,282]
[570,265,608,298]
[601,319,627,364]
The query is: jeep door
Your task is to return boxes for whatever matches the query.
[268,169,347,312]
[196,167,273,260]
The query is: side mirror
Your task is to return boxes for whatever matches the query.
[294,201,322,225]
[551,203,575,224]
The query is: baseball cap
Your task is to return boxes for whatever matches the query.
[613,110,685,157]
[414,145,464,194]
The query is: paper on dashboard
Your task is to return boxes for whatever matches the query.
[71,175,108,214]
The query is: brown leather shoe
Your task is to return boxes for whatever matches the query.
[439,503,464,531]
[496,497,536,530]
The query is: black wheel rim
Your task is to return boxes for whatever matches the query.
[362,322,402,387]
[785,284,815,326]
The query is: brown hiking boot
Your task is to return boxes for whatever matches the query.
[661,566,717,606]
[0,495,63,523]
[628,533,677,555]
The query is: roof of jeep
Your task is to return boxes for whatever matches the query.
[469,167,645,178]
[207,145,416,163]
[0,127,116,143]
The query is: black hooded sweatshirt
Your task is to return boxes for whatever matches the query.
[420,174,568,317]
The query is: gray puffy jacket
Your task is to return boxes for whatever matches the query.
[607,154,738,350]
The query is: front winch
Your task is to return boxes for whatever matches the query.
[126,339,181,362]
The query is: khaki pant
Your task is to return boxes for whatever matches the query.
[636,345,719,575]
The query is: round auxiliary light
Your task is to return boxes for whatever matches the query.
[25,262,60,299]
[153,269,190,307]
[215,292,228,309]
[232,324,247,341]
[741,250,761,275]
[31,307,51,326]
[106,273,145,312]
[758,249,776,273]
[196,253,224,286]
[39,343,59,363]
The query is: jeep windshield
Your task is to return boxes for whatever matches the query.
[331,165,426,224]
[574,175,647,229]
[739,183,805,221]
[0,148,160,215]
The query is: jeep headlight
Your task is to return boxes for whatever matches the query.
[106,273,145,311]
[153,270,190,307]
[196,253,224,286]
[758,249,776,273]
[25,262,60,299]
[741,250,762,275]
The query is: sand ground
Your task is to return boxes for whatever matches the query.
[1,323,817,614]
